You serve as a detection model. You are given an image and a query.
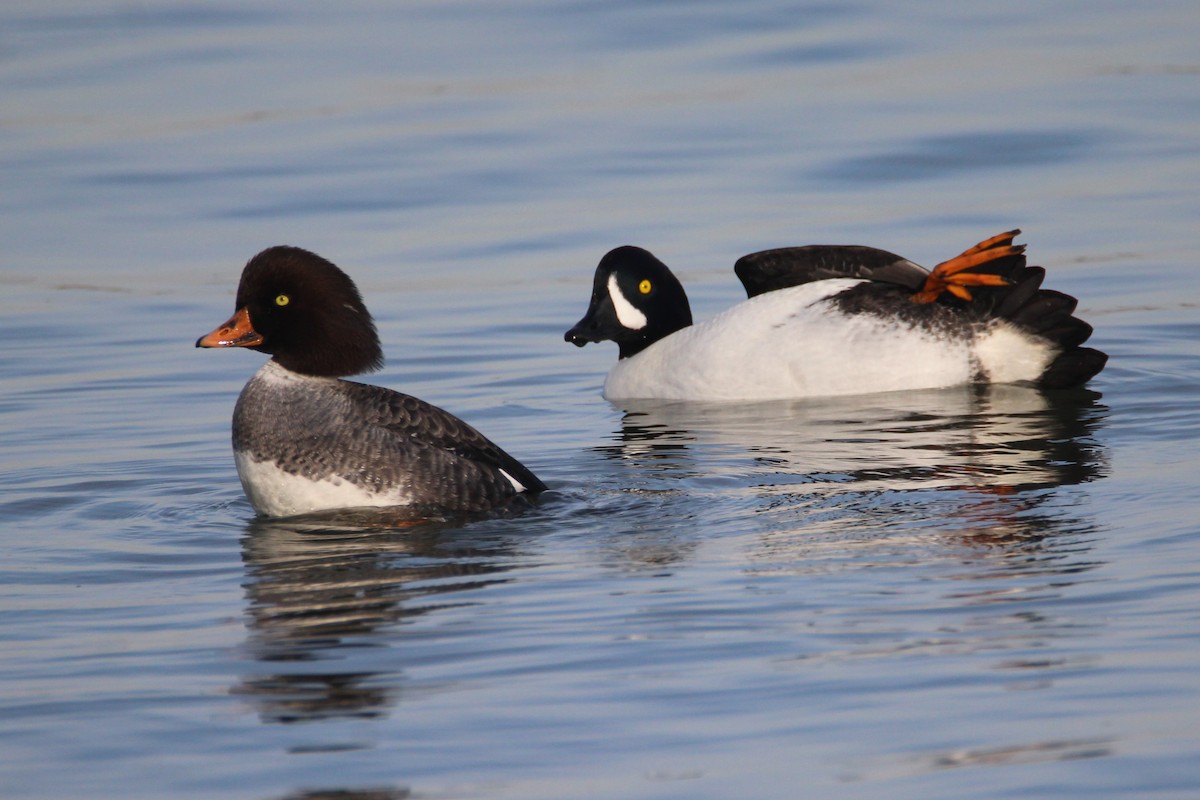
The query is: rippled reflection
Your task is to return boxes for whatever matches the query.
[234,513,527,725]
[598,384,1109,566]
[594,385,1112,680]
[272,788,410,800]
[606,385,1107,490]
[847,736,1114,783]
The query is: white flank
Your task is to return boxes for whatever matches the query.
[973,322,1055,384]
[601,279,984,401]
[235,450,412,518]
[607,273,647,330]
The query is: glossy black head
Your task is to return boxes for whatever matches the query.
[563,246,693,359]
[198,246,384,377]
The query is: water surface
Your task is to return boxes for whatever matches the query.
[2,2,1199,798]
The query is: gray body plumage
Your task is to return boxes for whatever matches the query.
[233,361,540,516]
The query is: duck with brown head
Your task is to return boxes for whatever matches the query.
[198,246,545,518]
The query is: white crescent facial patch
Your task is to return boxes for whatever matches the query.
[607,273,647,330]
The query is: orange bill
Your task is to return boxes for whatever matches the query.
[196,307,264,348]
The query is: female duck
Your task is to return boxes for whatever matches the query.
[198,246,545,518]
[565,230,1106,401]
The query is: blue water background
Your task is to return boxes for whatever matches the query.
[2,2,1199,798]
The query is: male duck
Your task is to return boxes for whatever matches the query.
[565,230,1107,401]
[198,246,545,518]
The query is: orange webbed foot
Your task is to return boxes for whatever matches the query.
[911,230,1023,304]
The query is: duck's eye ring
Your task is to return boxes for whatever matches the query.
[275,294,290,307]
[638,279,652,295]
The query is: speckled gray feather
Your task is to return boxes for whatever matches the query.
[233,369,545,514]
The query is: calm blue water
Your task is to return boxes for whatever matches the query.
[2,2,1199,798]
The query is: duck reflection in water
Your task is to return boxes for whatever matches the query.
[594,384,1109,555]
[274,787,411,800]
[232,511,528,725]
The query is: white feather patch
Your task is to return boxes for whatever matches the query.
[607,273,647,330]
[235,450,412,517]
[973,322,1055,384]
[499,469,525,492]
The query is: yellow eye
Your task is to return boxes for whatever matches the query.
[275,294,290,307]
[638,279,652,295]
